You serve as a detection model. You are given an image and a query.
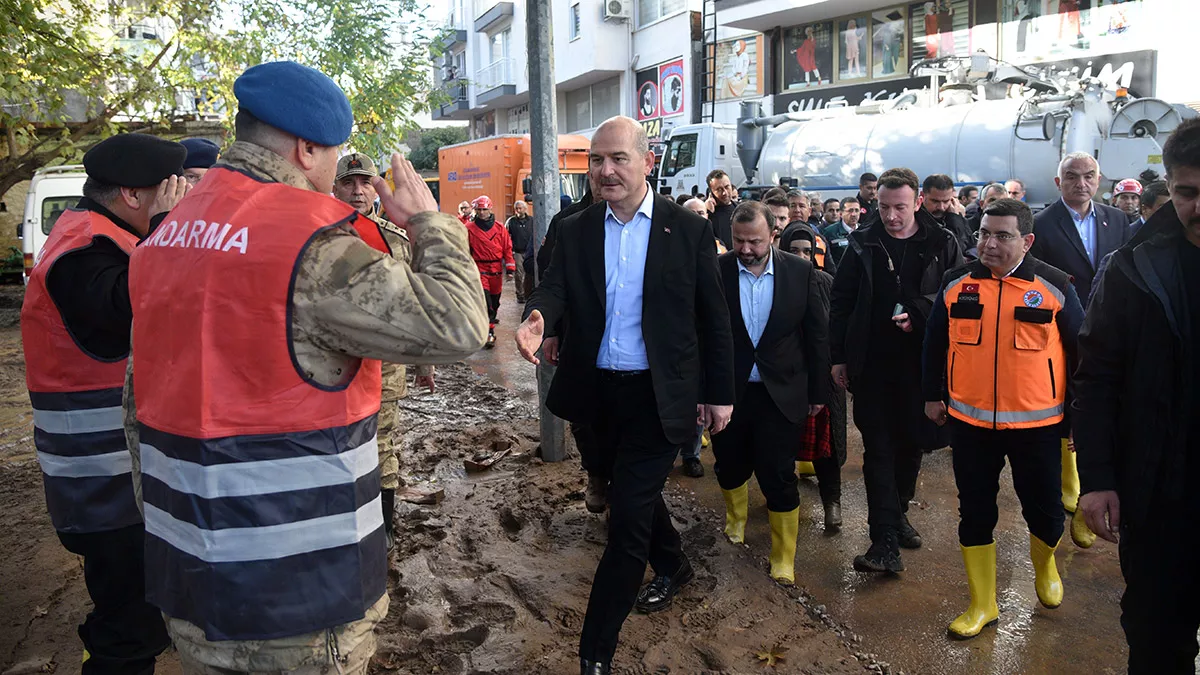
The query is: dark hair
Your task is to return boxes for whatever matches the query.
[1141,180,1169,209]
[706,169,730,186]
[840,196,860,208]
[675,193,691,205]
[761,187,787,202]
[859,172,878,185]
[731,201,774,232]
[922,173,954,192]
[764,195,789,209]
[981,198,1034,235]
[823,198,840,209]
[1138,168,1161,185]
[1163,117,1200,178]
[958,185,979,200]
[878,167,919,193]
[82,177,121,205]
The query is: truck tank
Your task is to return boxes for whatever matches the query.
[752,88,1192,208]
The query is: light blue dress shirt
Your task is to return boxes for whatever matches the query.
[1063,198,1097,265]
[737,249,775,383]
[596,185,655,371]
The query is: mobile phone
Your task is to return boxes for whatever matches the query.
[892,303,906,318]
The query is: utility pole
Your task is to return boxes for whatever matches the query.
[527,0,565,462]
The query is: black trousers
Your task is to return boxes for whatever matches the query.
[573,421,612,480]
[854,386,923,541]
[485,292,501,327]
[711,383,801,513]
[948,419,1063,547]
[1120,507,1200,674]
[813,381,848,504]
[57,524,170,675]
[579,371,685,662]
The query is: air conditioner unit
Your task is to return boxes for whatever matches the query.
[604,0,631,20]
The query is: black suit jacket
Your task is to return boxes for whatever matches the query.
[1030,199,1130,305]
[719,250,830,424]
[527,191,735,444]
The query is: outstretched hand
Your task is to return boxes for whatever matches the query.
[516,309,545,365]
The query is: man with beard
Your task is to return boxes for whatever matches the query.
[857,172,879,218]
[1130,180,1169,235]
[707,169,738,249]
[506,200,534,302]
[467,195,515,348]
[830,167,962,574]
[922,173,975,255]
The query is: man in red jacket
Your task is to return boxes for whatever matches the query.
[467,195,515,348]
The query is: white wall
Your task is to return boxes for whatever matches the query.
[554,0,628,85]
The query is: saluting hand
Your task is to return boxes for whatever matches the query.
[516,309,545,365]
[150,175,190,217]
[373,153,437,236]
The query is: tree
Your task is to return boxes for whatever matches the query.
[0,0,446,199]
[408,126,468,172]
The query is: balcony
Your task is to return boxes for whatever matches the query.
[431,79,471,120]
[440,11,468,50]
[475,58,517,106]
[474,1,514,33]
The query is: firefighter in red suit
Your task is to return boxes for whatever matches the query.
[466,195,515,348]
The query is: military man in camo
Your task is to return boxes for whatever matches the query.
[123,61,487,675]
[333,152,436,550]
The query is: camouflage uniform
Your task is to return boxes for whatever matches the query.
[123,141,487,671]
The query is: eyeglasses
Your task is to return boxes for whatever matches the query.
[184,174,202,185]
[976,230,1020,242]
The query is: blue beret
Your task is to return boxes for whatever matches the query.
[180,138,220,169]
[234,61,353,147]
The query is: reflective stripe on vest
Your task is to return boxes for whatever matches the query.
[22,208,141,533]
[943,260,1069,430]
[130,166,384,641]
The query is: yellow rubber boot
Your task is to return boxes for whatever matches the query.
[82,649,90,664]
[948,543,999,639]
[795,461,816,477]
[1070,508,1096,549]
[722,483,749,544]
[1029,534,1064,609]
[768,507,801,585]
[701,429,711,448]
[1061,438,1080,513]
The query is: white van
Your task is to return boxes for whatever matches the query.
[21,166,86,282]
[655,123,746,198]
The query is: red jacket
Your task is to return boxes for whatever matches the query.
[466,217,515,294]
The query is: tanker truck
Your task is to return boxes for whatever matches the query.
[661,57,1196,209]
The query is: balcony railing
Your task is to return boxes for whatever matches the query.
[475,58,515,92]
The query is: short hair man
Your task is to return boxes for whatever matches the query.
[1130,180,1169,234]
[786,188,811,225]
[922,173,974,254]
[1111,178,1143,219]
[819,196,858,266]
[764,195,790,243]
[822,198,841,226]
[516,116,734,674]
[332,151,435,550]
[923,197,1084,639]
[808,194,824,225]
[506,200,534,302]
[21,132,187,675]
[1074,117,1200,673]
[1005,178,1026,201]
[126,61,487,670]
[829,167,964,574]
[967,183,1008,233]
[707,169,738,249]
[712,200,829,585]
[180,137,219,185]
[761,186,788,203]
[959,185,980,209]
[857,172,879,217]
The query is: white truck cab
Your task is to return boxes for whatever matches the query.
[656,123,745,198]
[21,166,86,282]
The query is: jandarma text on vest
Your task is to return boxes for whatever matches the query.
[143,220,250,254]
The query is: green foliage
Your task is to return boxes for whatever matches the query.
[408,126,468,172]
[0,0,446,196]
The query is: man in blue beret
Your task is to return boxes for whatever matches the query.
[125,61,488,673]
[180,137,220,185]
[20,131,188,675]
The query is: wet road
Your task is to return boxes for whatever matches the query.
[468,285,1127,674]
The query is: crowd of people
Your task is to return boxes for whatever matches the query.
[18,54,1199,675]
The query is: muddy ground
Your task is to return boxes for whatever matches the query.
[0,284,870,674]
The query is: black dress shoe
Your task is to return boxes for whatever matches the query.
[852,530,904,574]
[681,456,704,478]
[899,514,922,549]
[634,561,694,613]
[580,659,611,675]
[823,500,842,533]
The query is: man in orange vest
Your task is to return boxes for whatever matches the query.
[922,198,1085,639]
[127,61,487,673]
[21,132,188,674]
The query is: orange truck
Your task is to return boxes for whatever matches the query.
[438,135,590,220]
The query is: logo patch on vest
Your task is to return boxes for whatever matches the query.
[962,283,979,293]
[1023,290,1044,308]
[957,292,980,304]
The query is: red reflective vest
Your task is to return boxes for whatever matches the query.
[21,208,142,533]
[129,166,386,641]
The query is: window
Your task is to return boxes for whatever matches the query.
[592,78,619,122]
[41,197,77,236]
[489,29,510,63]
[565,87,592,133]
[638,0,685,27]
[563,77,621,132]
[569,3,581,41]
[660,133,697,177]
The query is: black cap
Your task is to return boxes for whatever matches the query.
[82,133,187,188]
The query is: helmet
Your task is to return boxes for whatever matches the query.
[472,195,493,209]
[1113,179,1142,196]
